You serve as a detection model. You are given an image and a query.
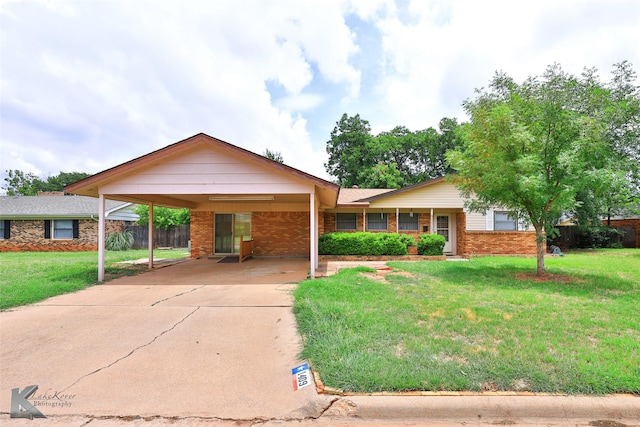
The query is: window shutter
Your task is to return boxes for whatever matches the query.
[44,220,51,239]
[3,220,10,239]
[72,220,79,239]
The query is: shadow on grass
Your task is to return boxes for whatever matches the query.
[388,259,637,300]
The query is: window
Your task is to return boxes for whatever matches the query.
[0,220,5,239]
[336,213,357,231]
[494,211,517,231]
[367,213,388,231]
[398,213,419,231]
[53,220,74,239]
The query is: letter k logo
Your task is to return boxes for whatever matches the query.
[10,385,46,419]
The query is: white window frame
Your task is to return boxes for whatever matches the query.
[494,211,518,231]
[53,219,74,240]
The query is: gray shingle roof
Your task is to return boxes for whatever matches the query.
[0,195,133,219]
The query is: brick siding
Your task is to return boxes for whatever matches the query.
[0,219,125,252]
[252,211,309,256]
[189,211,214,258]
[463,231,537,256]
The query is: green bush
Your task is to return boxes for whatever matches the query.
[319,232,408,256]
[417,234,446,255]
[576,226,625,248]
[105,230,134,251]
[398,234,416,248]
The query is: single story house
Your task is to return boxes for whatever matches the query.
[65,133,536,280]
[0,193,138,252]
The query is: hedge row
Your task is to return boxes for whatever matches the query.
[319,232,408,255]
[318,232,447,256]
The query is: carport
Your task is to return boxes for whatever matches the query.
[65,133,339,281]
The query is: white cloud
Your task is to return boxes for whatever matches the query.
[0,0,638,184]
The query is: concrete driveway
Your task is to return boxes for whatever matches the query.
[0,258,332,421]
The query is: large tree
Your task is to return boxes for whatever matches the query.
[325,114,461,188]
[2,170,91,195]
[325,113,374,187]
[447,63,640,275]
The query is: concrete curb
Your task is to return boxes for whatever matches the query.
[340,395,640,424]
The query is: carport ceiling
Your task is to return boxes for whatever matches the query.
[103,193,328,209]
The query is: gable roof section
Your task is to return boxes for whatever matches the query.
[65,133,339,208]
[0,195,136,220]
[358,177,448,202]
[336,188,394,207]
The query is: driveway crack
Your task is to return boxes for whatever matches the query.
[151,285,206,306]
[63,307,200,391]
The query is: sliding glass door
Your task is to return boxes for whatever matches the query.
[214,213,251,254]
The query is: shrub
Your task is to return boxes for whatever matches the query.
[105,230,134,251]
[319,232,408,256]
[417,234,446,255]
[398,234,416,248]
[576,226,625,248]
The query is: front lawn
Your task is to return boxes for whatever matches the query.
[0,249,188,310]
[294,250,640,394]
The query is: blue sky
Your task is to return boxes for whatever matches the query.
[1,0,639,185]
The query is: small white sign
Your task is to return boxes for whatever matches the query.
[292,363,311,391]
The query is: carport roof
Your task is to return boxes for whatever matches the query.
[65,133,340,208]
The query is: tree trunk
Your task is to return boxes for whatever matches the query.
[535,225,546,276]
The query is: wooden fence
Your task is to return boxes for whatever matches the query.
[550,226,636,249]
[126,224,190,249]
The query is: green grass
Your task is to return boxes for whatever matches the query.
[294,249,640,394]
[0,249,188,310]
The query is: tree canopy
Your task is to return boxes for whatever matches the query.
[324,114,461,188]
[2,170,91,196]
[447,62,640,275]
[134,205,190,230]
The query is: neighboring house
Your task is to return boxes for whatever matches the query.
[0,193,138,252]
[65,133,536,280]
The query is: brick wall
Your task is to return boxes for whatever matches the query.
[253,211,309,256]
[190,211,213,258]
[0,219,125,252]
[605,218,640,248]
[463,231,537,256]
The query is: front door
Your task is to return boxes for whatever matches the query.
[436,214,452,253]
[215,213,252,254]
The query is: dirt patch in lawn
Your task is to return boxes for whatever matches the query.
[514,272,585,283]
[360,269,416,282]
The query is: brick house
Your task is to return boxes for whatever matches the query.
[0,194,138,252]
[65,133,536,280]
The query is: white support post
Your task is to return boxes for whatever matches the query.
[310,192,316,278]
[431,208,434,234]
[98,194,105,282]
[363,208,366,231]
[148,203,154,270]
[396,208,399,233]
